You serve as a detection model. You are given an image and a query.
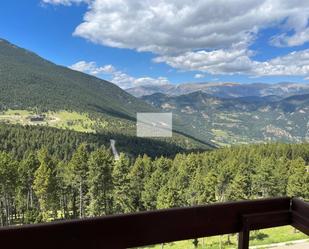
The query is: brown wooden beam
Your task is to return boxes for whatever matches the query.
[242,210,291,230]
[0,197,291,249]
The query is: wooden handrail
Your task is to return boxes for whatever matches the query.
[0,197,307,249]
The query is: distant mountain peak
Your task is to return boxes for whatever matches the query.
[127,81,309,98]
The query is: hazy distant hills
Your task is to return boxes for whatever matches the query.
[127,82,309,98]
[129,80,309,145]
[142,91,309,145]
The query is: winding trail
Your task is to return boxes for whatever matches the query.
[110,139,120,160]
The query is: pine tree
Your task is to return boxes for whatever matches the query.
[88,148,113,216]
[129,154,152,212]
[287,158,309,199]
[0,152,18,226]
[189,170,217,205]
[156,155,190,209]
[216,159,236,201]
[68,143,89,218]
[55,161,70,219]
[252,157,277,198]
[273,156,289,196]
[112,153,133,213]
[226,172,248,201]
[33,148,56,222]
[17,153,39,222]
[141,157,171,210]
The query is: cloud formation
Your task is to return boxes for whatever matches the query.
[154,46,253,75]
[155,48,309,77]
[69,61,115,75]
[71,0,309,53]
[70,61,170,89]
[253,49,309,76]
[45,0,309,78]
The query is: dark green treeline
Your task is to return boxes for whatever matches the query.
[0,142,308,226]
[0,123,206,160]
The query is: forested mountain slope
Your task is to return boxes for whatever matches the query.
[0,39,152,117]
[0,123,205,159]
[0,39,214,150]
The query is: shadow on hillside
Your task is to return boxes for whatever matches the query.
[88,104,216,150]
[88,104,136,122]
[0,123,212,160]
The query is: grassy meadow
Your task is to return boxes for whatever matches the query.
[142,226,308,249]
[0,109,96,133]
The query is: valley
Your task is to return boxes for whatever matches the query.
[142,91,309,145]
[0,39,214,153]
[2,38,309,148]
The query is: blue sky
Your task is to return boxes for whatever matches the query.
[1,0,309,88]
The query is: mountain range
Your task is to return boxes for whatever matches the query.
[127,82,309,99]
[142,91,309,145]
[2,37,309,148]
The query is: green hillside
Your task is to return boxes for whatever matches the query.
[0,39,152,117]
[0,39,214,150]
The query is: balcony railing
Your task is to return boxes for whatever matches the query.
[0,197,308,249]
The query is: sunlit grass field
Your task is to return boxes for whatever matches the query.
[0,109,95,133]
[142,226,308,249]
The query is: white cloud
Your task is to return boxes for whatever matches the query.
[253,49,309,76]
[154,46,253,74]
[271,28,309,47]
[154,48,309,77]
[69,61,170,89]
[71,0,309,55]
[70,61,115,75]
[154,45,254,75]
[46,0,309,78]
[270,10,309,47]
[42,0,88,5]
[194,74,205,79]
